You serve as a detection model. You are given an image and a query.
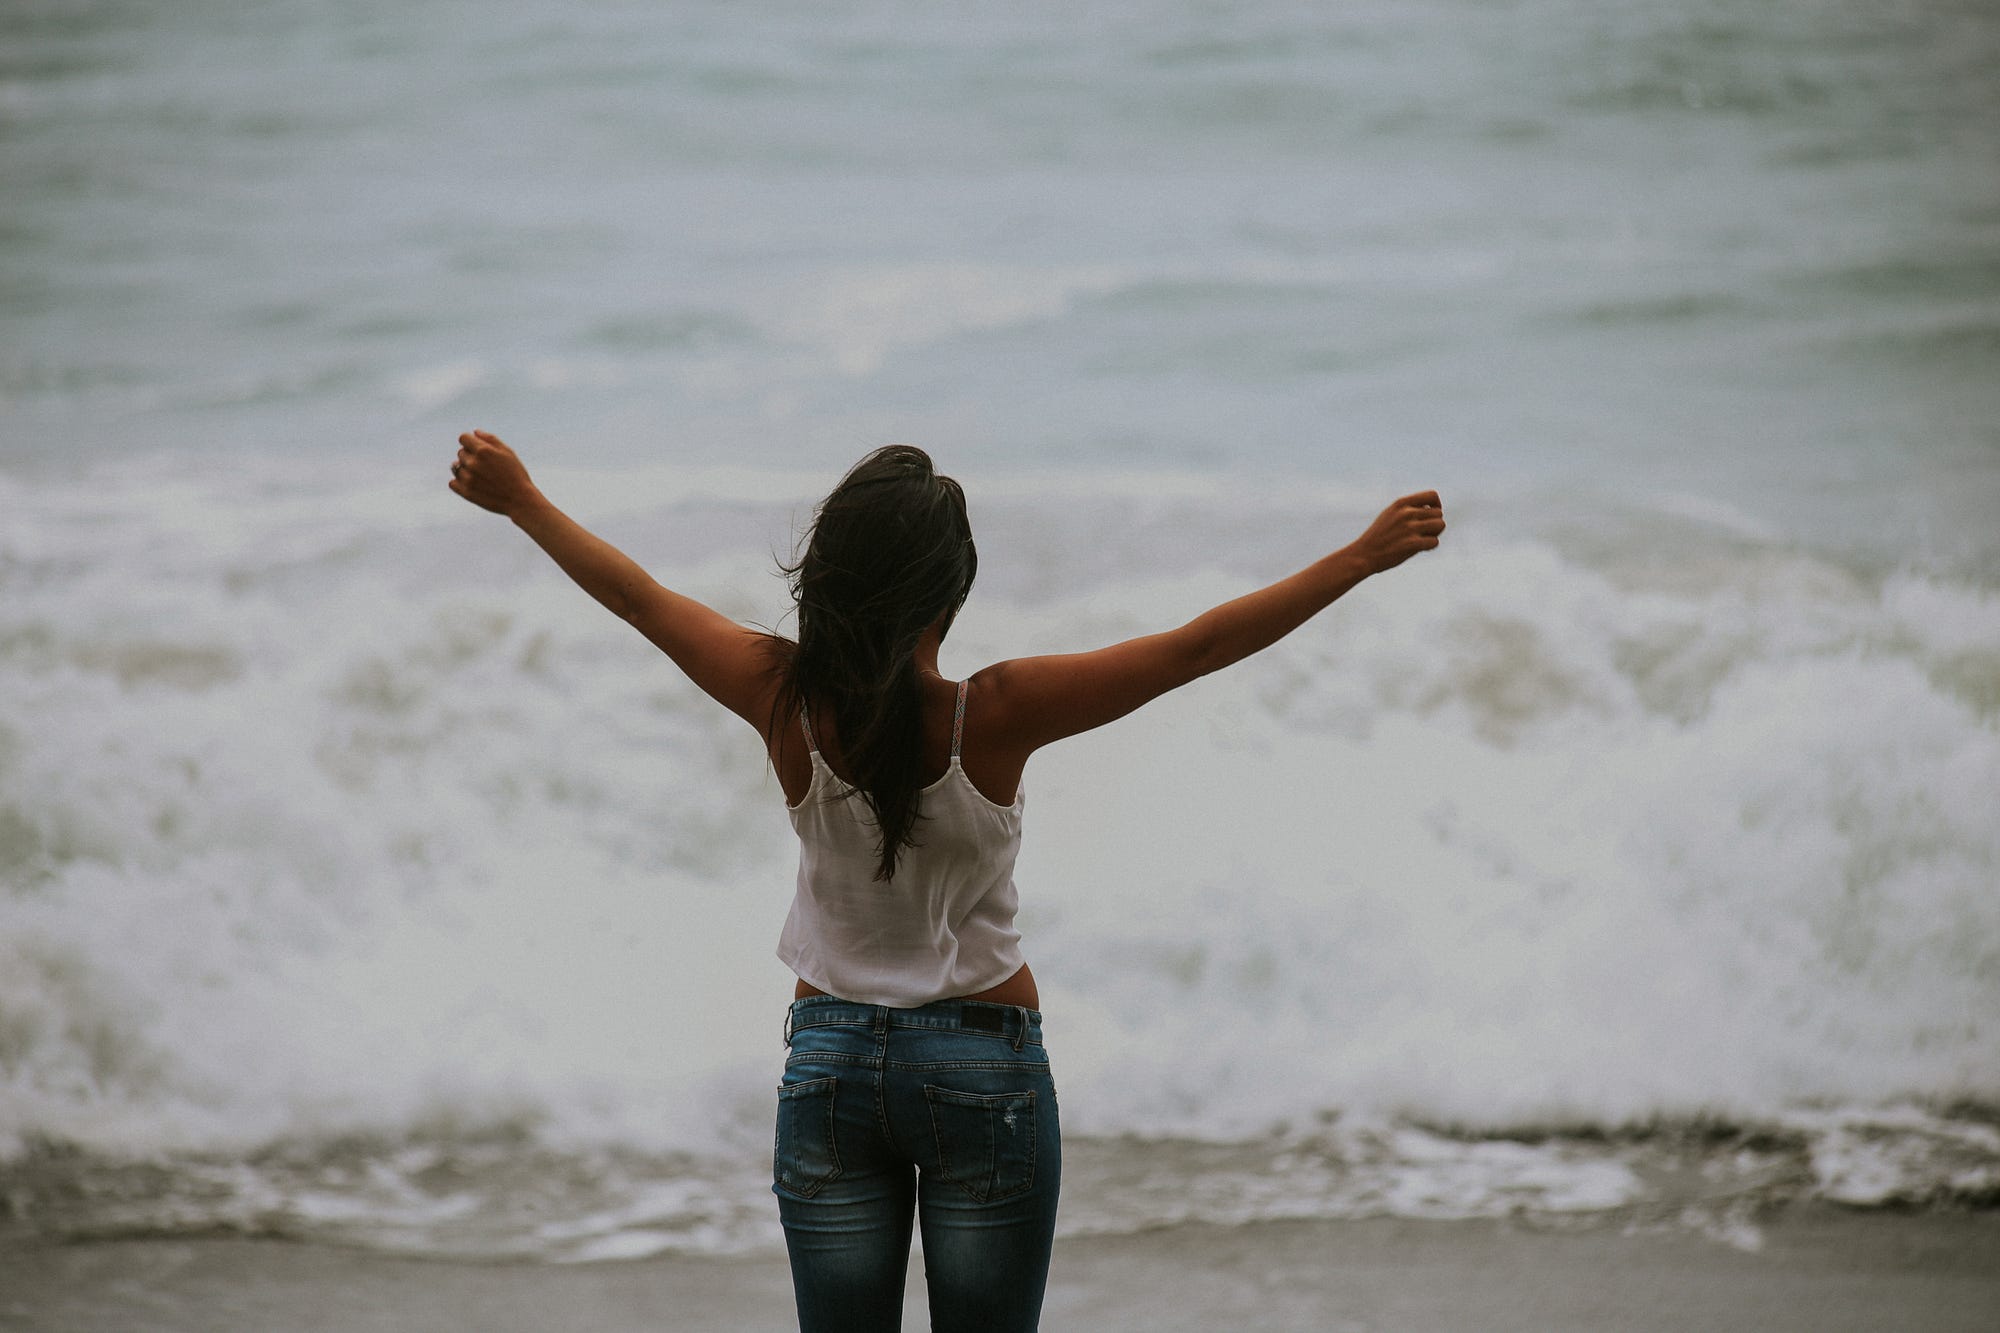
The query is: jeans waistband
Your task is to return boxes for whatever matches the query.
[785,995,1043,1051]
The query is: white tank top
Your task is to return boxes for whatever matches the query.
[777,680,1026,1007]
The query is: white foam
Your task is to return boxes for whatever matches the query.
[1788,1108,2000,1206]
[762,261,1127,375]
[394,359,491,411]
[2,457,1997,1170]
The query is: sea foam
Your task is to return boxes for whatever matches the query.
[2,455,1995,1252]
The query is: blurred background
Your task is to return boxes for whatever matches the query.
[3,0,1997,1261]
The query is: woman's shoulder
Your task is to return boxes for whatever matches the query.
[960,657,1064,740]
[954,665,1033,803]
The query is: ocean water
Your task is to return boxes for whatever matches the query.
[3,0,1998,1260]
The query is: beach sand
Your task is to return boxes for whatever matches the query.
[4,1208,1995,1332]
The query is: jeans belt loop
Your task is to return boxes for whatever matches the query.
[782,1005,794,1048]
[1012,1005,1028,1052]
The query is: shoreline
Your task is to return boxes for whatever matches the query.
[6,1208,1996,1332]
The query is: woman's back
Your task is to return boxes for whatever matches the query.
[771,670,1018,809]
[780,677,1027,1008]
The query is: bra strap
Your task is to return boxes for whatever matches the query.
[799,702,817,753]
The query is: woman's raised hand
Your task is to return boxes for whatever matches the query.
[448,430,542,517]
[1351,491,1446,574]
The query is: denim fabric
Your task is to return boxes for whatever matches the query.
[774,996,1061,1333]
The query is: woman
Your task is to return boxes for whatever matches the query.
[447,431,1444,1331]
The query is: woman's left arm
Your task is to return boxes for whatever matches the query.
[449,430,779,731]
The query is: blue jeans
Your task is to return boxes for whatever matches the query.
[774,996,1061,1333]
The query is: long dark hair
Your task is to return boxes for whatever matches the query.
[775,445,977,880]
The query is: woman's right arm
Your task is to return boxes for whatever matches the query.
[981,491,1444,754]
[449,430,783,736]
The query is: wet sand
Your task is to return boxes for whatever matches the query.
[4,1209,1995,1332]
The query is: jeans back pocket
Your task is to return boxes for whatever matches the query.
[774,1075,842,1198]
[925,1086,1037,1203]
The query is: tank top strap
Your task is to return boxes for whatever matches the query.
[951,679,969,759]
[799,702,817,754]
